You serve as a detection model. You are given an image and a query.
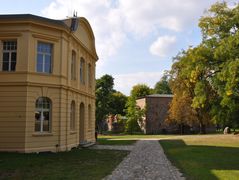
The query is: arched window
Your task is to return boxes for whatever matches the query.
[71,50,76,80]
[88,63,92,87]
[70,101,75,130]
[88,104,91,129]
[35,97,51,132]
[80,57,85,84]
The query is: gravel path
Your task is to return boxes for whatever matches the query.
[103,140,185,180]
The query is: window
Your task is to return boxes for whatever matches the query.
[71,51,76,80]
[70,101,75,130]
[37,42,52,73]
[88,104,91,129]
[80,58,85,84]
[88,63,92,87]
[35,97,51,132]
[2,41,17,71]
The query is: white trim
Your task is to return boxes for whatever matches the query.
[2,40,17,71]
[36,42,52,73]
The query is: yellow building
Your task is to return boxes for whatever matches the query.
[0,14,98,152]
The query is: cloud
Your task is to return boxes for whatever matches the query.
[41,0,226,94]
[149,35,176,57]
[114,72,163,95]
[158,17,182,32]
[41,0,221,60]
[41,0,126,62]
[118,0,220,37]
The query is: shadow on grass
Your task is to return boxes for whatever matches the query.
[0,149,128,180]
[97,138,136,145]
[160,139,239,180]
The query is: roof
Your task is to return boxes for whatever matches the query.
[146,94,173,98]
[0,14,69,30]
[137,94,173,100]
[0,14,98,60]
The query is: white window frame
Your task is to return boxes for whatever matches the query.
[36,42,52,73]
[35,97,51,133]
[1,40,17,71]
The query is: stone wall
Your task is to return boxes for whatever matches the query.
[145,95,173,134]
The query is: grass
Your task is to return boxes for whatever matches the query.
[97,138,136,145]
[0,149,128,180]
[99,134,174,140]
[160,134,239,180]
[97,134,174,145]
[99,134,239,179]
[3,134,237,179]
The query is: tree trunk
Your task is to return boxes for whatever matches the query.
[196,109,206,134]
[199,122,206,134]
[180,123,184,135]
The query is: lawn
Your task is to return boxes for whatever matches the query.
[5,134,237,179]
[97,134,174,145]
[99,134,239,179]
[0,149,128,180]
[97,138,136,145]
[160,134,239,180]
[99,134,172,139]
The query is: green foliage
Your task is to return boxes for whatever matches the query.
[154,74,172,94]
[96,74,115,131]
[192,81,207,109]
[125,84,152,134]
[169,46,214,133]
[109,92,128,115]
[169,2,239,131]
[125,117,142,134]
[199,2,239,40]
[96,74,127,131]
[130,84,152,99]
[124,96,142,133]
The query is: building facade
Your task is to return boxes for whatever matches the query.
[136,94,173,134]
[0,14,98,152]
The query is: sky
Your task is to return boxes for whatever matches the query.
[0,0,236,95]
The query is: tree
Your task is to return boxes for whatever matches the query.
[154,73,172,94]
[199,2,239,129]
[169,45,215,134]
[130,84,152,99]
[95,74,114,132]
[96,74,128,132]
[168,95,198,134]
[109,91,127,116]
[124,95,143,134]
[125,84,152,133]
[168,2,239,133]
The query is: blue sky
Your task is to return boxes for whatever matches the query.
[0,0,235,95]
